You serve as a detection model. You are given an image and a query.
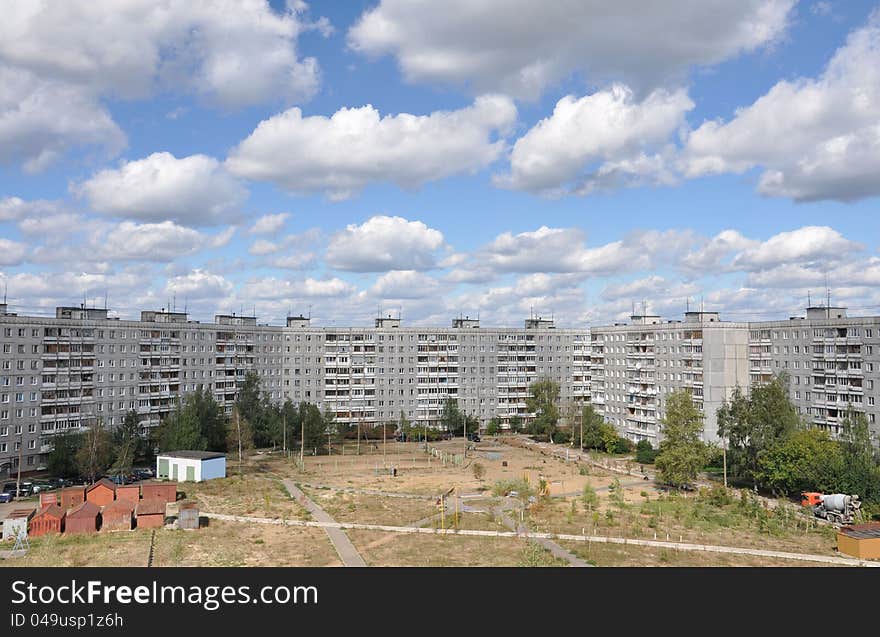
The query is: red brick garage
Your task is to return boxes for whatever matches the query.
[135,499,166,529]
[30,505,65,537]
[66,501,100,534]
[141,482,177,504]
[86,479,117,508]
[61,486,86,509]
[115,484,140,505]
[101,500,134,532]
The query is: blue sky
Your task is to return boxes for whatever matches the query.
[1,0,879,327]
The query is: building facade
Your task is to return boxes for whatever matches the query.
[590,311,750,444]
[2,301,878,476]
[0,306,588,475]
[748,306,880,436]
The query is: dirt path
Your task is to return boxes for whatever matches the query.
[282,480,367,567]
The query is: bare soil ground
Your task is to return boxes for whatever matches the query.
[2,437,849,567]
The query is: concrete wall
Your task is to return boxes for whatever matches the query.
[200,457,226,481]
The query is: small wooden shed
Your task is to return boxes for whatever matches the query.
[39,492,58,507]
[101,500,133,532]
[66,501,100,534]
[141,481,177,504]
[115,484,141,505]
[177,501,200,530]
[2,508,35,540]
[135,499,166,529]
[838,523,880,560]
[86,478,117,508]
[30,505,65,537]
[61,486,86,509]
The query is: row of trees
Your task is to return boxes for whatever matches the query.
[157,372,336,457]
[48,410,150,482]
[717,374,880,503]
[651,375,880,505]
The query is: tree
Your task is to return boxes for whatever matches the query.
[227,407,254,474]
[47,431,83,477]
[508,415,523,433]
[526,379,560,438]
[296,402,328,453]
[837,408,880,502]
[655,389,709,488]
[440,398,464,435]
[580,404,607,450]
[75,421,114,482]
[111,410,142,477]
[757,428,844,496]
[486,417,501,436]
[155,388,226,453]
[635,439,658,464]
[717,374,801,487]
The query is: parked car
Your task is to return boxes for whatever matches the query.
[17,482,35,497]
[47,477,73,490]
[1,481,17,502]
[132,468,153,480]
[468,433,481,443]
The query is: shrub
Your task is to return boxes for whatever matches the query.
[635,439,658,464]
[582,482,600,509]
[472,463,486,481]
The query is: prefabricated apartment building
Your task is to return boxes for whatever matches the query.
[1,301,878,475]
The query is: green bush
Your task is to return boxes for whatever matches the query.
[635,439,658,464]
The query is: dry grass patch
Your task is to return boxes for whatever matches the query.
[1,530,152,567]
[151,519,340,567]
[301,487,437,526]
[558,540,836,567]
[348,529,547,567]
[180,475,309,521]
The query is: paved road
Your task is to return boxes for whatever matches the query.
[282,480,367,567]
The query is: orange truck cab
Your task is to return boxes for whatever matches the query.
[801,492,823,507]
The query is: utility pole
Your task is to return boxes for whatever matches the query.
[383,421,387,467]
[723,438,728,489]
[580,406,584,453]
[282,411,287,456]
[300,411,305,472]
[15,431,23,499]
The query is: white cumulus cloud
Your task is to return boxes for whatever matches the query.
[74,152,248,225]
[226,96,516,199]
[496,85,693,195]
[325,216,446,272]
[683,13,880,202]
[348,0,794,99]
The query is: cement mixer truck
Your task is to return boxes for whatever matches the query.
[801,492,862,525]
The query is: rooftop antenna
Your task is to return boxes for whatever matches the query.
[172,294,176,313]
[308,305,312,320]
[184,297,188,315]
[700,296,704,313]
[807,290,811,307]
[3,278,7,304]
[686,297,690,313]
